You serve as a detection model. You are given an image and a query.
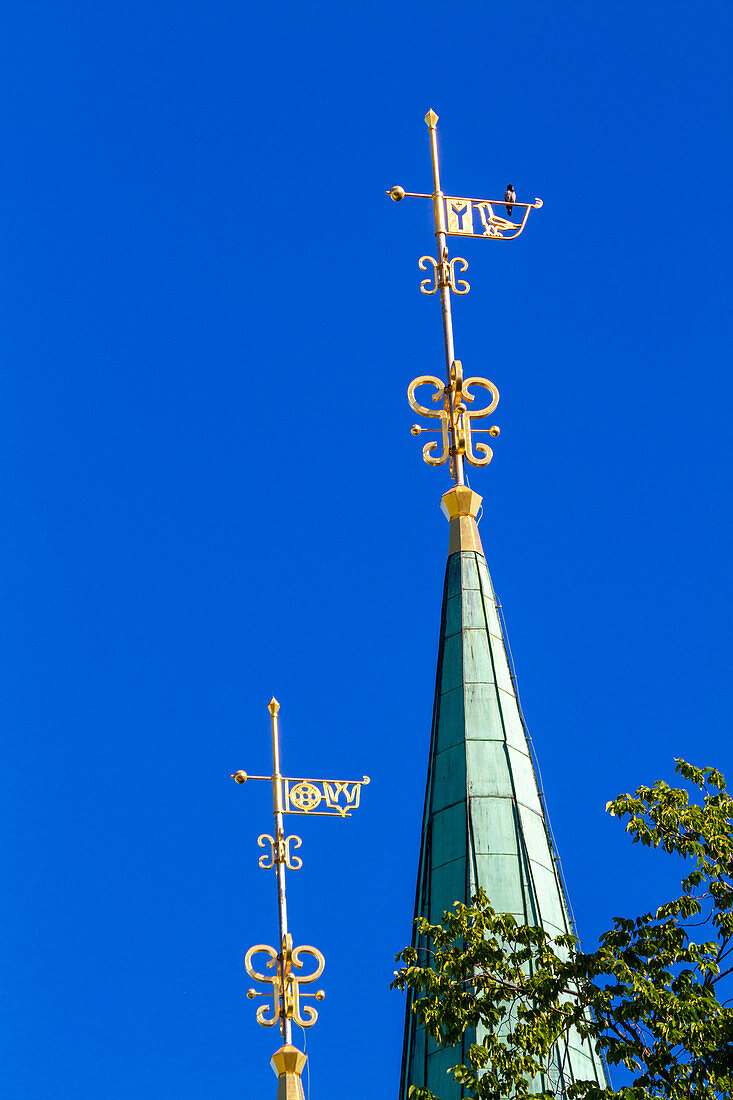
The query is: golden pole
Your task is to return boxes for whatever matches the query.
[388,111,542,483]
[232,702,369,1051]
[268,697,292,1046]
[425,109,464,486]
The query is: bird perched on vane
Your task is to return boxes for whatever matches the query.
[504,184,516,216]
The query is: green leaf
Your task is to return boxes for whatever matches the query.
[396,759,733,1100]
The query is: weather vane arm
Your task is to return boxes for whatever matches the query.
[385,188,540,209]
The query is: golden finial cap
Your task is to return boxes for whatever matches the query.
[271,1045,307,1100]
[270,1045,307,1077]
[441,485,482,520]
[441,486,484,556]
[424,108,439,128]
[268,697,280,716]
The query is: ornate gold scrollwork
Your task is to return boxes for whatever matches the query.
[407,375,450,466]
[284,937,326,1027]
[284,835,302,869]
[418,255,439,295]
[245,934,325,1032]
[257,830,303,871]
[257,834,275,869]
[462,376,500,466]
[408,363,499,470]
[245,942,281,1027]
[449,257,470,295]
[418,254,469,296]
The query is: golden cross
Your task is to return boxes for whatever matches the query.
[231,698,369,1045]
[387,109,542,485]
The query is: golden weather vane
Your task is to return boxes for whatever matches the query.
[387,109,542,486]
[231,697,368,1092]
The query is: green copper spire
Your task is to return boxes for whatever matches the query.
[399,488,608,1098]
[388,111,605,1096]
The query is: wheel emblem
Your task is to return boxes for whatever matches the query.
[289,782,322,813]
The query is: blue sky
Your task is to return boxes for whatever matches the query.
[2,2,732,1097]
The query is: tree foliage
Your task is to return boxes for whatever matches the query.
[392,760,733,1100]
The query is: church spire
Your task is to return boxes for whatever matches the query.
[388,113,608,1097]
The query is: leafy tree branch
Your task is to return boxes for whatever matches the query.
[393,759,733,1100]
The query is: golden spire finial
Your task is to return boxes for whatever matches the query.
[231,700,370,1090]
[387,111,542,488]
[441,484,484,555]
[270,1046,308,1100]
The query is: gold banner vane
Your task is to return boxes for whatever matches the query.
[387,109,542,485]
[388,188,542,243]
[231,697,369,1046]
[232,770,370,819]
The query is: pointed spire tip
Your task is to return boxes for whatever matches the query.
[268,696,280,716]
[424,109,439,128]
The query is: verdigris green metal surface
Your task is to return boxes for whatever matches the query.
[400,548,608,1099]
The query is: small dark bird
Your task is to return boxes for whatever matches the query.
[504,184,516,217]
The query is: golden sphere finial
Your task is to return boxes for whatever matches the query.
[410,424,421,436]
[489,426,500,438]
[389,185,405,202]
[232,770,248,784]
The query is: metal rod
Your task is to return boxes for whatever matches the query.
[386,188,538,209]
[283,810,351,817]
[268,699,292,1046]
[426,113,464,486]
[243,773,365,785]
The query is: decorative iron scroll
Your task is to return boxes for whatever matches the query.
[245,934,325,1031]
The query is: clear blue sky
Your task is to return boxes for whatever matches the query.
[2,2,732,1097]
